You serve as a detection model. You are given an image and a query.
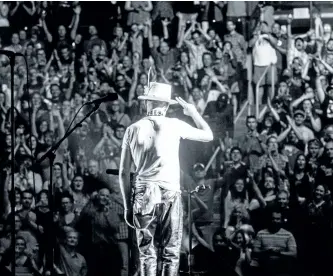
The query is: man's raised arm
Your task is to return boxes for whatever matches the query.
[176,97,214,142]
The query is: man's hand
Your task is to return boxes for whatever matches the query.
[247,169,254,180]
[52,108,61,118]
[304,91,315,99]
[205,68,216,78]
[38,225,44,234]
[268,247,281,255]
[176,12,183,20]
[176,97,198,117]
[145,18,152,27]
[73,5,81,15]
[162,18,170,27]
[210,75,218,83]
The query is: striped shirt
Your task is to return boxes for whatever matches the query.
[253,228,297,260]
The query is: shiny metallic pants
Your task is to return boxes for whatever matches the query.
[133,187,183,276]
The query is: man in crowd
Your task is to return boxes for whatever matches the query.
[76,188,122,276]
[253,209,297,276]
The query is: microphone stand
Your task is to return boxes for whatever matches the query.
[33,103,100,275]
[183,186,206,275]
[181,188,198,276]
[187,190,192,276]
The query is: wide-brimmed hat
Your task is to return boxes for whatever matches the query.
[138,82,177,105]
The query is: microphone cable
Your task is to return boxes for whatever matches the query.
[64,103,87,135]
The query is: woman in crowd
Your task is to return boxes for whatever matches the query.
[289,153,314,204]
[54,193,78,242]
[43,162,69,194]
[68,174,89,215]
[225,205,254,240]
[0,237,41,276]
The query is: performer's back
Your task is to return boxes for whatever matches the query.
[122,116,194,191]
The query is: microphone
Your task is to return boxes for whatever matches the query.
[106,169,119,175]
[0,50,25,58]
[0,50,16,57]
[85,93,118,106]
[105,169,135,178]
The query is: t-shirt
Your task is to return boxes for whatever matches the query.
[122,116,200,191]
[253,227,296,272]
[226,1,246,17]
[252,36,277,66]
[194,178,222,223]
[321,96,333,126]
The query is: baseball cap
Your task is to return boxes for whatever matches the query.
[217,93,228,103]
[294,110,305,117]
[193,163,205,171]
[326,85,333,93]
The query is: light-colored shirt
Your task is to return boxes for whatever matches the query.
[8,171,43,195]
[186,42,208,70]
[226,1,246,17]
[252,36,277,66]
[287,39,309,67]
[293,124,314,144]
[122,116,198,191]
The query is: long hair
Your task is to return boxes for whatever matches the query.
[229,178,247,203]
[294,153,306,174]
[228,205,250,227]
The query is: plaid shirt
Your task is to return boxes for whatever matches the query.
[257,153,289,174]
[109,199,129,240]
[224,32,247,67]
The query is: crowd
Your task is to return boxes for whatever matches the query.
[0,1,332,276]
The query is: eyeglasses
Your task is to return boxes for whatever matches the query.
[89,71,95,74]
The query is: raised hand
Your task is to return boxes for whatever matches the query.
[73,4,81,15]
[247,169,254,179]
[41,10,47,19]
[162,18,170,27]
[287,14,293,24]
[205,68,215,78]
[145,18,152,27]
[176,97,198,117]
[210,75,218,83]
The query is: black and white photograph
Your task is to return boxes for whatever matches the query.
[0,1,332,276]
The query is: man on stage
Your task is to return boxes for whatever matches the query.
[119,81,213,276]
